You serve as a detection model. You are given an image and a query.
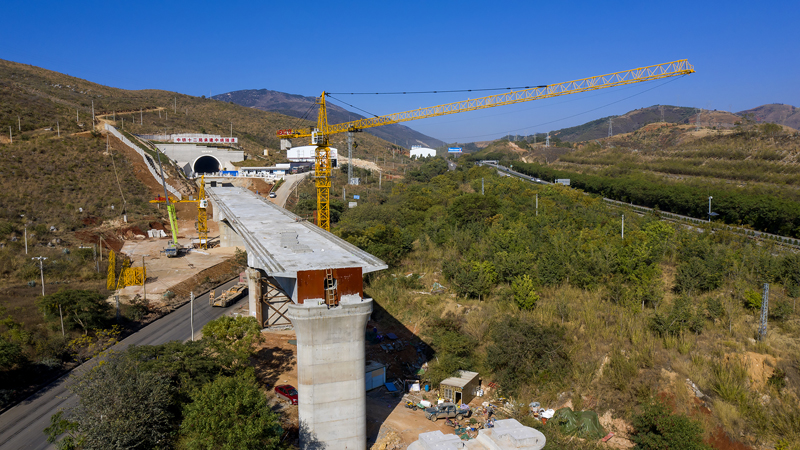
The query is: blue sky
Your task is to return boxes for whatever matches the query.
[2,0,798,143]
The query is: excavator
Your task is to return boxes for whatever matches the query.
[276,60,695,231]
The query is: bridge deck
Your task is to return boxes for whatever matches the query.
[208,186,387,278]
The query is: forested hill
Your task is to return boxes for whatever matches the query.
[213,89,445,149]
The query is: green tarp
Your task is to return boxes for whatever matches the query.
[552,407,606,440]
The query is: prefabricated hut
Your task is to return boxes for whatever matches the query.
[439,370,480,405]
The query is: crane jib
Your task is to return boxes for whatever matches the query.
[275,59,694,139]
[276,59,694,232]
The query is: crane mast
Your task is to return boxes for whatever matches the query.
[277,60,695,231]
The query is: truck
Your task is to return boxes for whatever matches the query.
[424,402,471,421]
[210,283,248,307]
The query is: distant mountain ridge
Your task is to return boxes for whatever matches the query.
[541,103,798,143]
[737,103,800,129]
[550,106,700,142]
[213,89,445,149]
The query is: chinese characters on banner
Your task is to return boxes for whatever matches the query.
[172,136,239,144]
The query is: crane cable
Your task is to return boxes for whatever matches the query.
[328,86,546,95]
[107,134,128,213]
[439,75,687,140]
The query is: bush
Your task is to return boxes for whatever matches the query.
[512,274,539,310]
[630,399,711,450]
[486,317,571,393]
[769,301,792,321]
[650,296,704,336]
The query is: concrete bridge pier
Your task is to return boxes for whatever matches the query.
[287,299,372,450]
[219,220,245,248]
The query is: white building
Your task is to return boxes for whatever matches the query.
[287,146,338,167]
[410,145,437,159]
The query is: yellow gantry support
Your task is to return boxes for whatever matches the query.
[192,175,209,249]
[276,60,695,232]
[107,249,116,290]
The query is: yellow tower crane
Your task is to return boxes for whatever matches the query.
[277,60,695,231]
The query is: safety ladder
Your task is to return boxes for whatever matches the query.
[324,268,338,307]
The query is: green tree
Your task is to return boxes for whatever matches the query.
[179,372,282,450]
[126,340,231,398]
[630,399,710,450]
[201,316,263,368]
[485,318,570,394]
[46,353,176,450]
[512,274,539,310]
[37,289,111,333]
[0,336,24,370]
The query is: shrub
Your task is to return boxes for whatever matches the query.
[769,301,792,321]
[485,317,570,393]
[512,274,539,310]
[650,296,704,336]
[743,289,762,310]
[630,399,711,450]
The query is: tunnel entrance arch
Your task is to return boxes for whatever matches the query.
[193,155,222,175]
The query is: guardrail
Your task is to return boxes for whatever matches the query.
[105,124,182,200]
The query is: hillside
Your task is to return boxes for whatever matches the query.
[0,59,404,167]
[213,89,445,149]
[738,103,800,129]
[281,157,800,449]
[547,105,701,142]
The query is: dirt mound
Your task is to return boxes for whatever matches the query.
[739,352,778,390]
[74,229,124,252]
[707,426,753,450]
[371,429,402,450]
[165,257,241,300]
[598,410,634,449]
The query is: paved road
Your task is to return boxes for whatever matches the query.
[270,172,312,208]
[0,278,242,450]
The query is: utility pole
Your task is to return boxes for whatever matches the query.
[759,283,770,341]
[18,116,21,131]
[379,171,382,189]
[174,97,177,114]
[347,131,353,184]
[622,214,625,239]
[9,126,11,144]
[140,108,143,125]
[481,178,484,195]
[57,120,60,137]
[546,132,550,147]
[535,194,538,216]
[92,100,95,125]
[142,254,150,303]
[190,291,195,341]
[695,108,700,131]
[608,118,613,137]
[708,196,713,222]
[32,256,47,296]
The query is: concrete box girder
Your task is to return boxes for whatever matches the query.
[207,186,387,280]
